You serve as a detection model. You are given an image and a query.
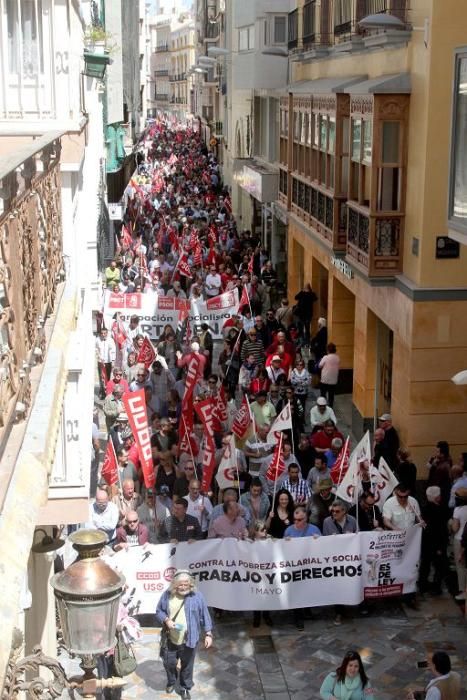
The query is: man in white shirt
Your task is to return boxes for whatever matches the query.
[205,266,222,297]
[383,482,424,530]
[309,397,337,432]
[186,480,213,537]
[96,328,116,398]
[86,488,119,544]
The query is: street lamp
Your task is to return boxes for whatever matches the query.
[4,530,126,699]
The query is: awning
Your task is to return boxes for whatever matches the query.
[288,75,367,94]
[343,73,411,94]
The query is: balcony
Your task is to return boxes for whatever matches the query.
[212,120,223,136]
[170,97,186,104]
[154,69,169,76]
[155,93,169,101]
[204,22,220,41]
[155,43,169,52]
[346,201,403,276]
[169,73,187,82]
[290,176,346,252]
[288,9,298,50]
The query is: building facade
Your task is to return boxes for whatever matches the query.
[277,0,467,467]
[0,0,118,689]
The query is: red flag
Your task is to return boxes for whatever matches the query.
[180,353,202,435]
[224,195,232,214]
[330,437,351,485]
[248,254,254,274]
[231,395,252,439]
[206,247,217,267]
[137,337,156,368]
[122,389,155,489]
[265,433,285,482]
[176,251,193,279]
[208,225,217,247]
[101,440,118,486]
[121,224,132,248]
[239,284,250,311]
[193,242,203,267]
[111,316,128,350]
[194,399,216,493]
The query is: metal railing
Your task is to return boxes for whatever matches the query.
[155,93,169,101]
[155,43,169,53]
[0,131,64,460]
[154,69,169,76]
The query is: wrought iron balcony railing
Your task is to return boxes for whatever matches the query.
[346,201,403,276]
[0,132,63,458]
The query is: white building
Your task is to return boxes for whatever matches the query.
[223,0,292,275]
[0,0,107,686]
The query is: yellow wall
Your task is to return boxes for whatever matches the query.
[292,0,467,289]
[288,219,467,474]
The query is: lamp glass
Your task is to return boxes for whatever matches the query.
[55,592,121,655]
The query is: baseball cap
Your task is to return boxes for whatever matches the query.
[272,354,281,362]
[379,413,392,421]
[317,397,327,406]
[116,412,128,422]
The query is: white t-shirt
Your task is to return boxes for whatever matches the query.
[453,504,467,542]
[186,494,213,532]
[205,273,221,296]
[382,495,421,529]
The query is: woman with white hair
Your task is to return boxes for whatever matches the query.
[419,485,450,596]
[310,317,328,362]
[156,570,213,698]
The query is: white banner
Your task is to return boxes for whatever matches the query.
[105,527,421,614]
[101,288,238,340]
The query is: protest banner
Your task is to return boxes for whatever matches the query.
[106,527,422,614]
[137,337,156,368]
[122,389,155,489]
[102,288,239,340]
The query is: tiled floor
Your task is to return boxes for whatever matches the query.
[116,594,466,699]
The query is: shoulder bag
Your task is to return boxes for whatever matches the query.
[159,598,186,657]
[113,630,137,677]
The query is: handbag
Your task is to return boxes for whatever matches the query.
[113,630,137,677]
[159,598,186,657]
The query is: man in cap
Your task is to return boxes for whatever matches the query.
[309,397,337,432]
[249,390,277,429]
[266,354,286,384]
[137,488,159,543]
[378,413,400,468]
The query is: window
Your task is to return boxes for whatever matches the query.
[449,50,467,232]
[273,16,287,44]
[239,25,254,51]
[7,0,44,76]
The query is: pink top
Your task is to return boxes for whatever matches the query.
[208,515,247,539]
[319,353,340,385]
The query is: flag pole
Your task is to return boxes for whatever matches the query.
[271,432,283,510]
[288,401,295,457]
[182,414,198,479]
[109,437,123,494]
[337,436,350,485]
[233,435,241,501]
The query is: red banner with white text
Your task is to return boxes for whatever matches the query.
[123,389,156,488]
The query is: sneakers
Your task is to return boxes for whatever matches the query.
[180,690,191,700]
[455,592,467,601]
[165,685,174,694]
[334,614,342,626]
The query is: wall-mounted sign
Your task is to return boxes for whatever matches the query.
[436,236,459,259]
[108,203,123,221]
[330,256,354,279]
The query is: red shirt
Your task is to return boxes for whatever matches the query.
[105,378,129,395]
[311,429,344,452]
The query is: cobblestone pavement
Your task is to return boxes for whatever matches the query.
[120,595,466,700]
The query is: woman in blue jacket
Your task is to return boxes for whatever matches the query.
[320,650,376,700]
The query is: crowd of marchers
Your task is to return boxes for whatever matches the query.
[87,120,465,700]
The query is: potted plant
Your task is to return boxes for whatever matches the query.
[83,25,115,53]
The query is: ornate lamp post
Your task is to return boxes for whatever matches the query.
[4,530,126,699]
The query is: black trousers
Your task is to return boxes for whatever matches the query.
[419,547,449,593]
[319,382,336,407]
[162,640,197,690]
